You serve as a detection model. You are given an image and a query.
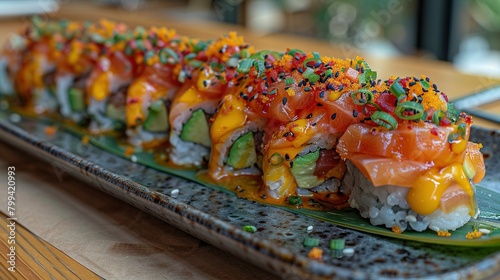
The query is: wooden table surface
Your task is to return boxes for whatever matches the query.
[0,2,499,279]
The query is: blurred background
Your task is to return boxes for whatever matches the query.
[2,0,500,78]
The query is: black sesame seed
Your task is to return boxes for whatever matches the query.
[353,110,358,117]
[432,84,438,90]
[307,113,313,119]
[338,85,344,91]
[335,71,339,78]
[290,161,294,168]
[282,97,287,105]
[311,122,317,126]
[285,154,290,161]
[409,81,416,86]
[319,91,325,98]
[242,95,248,101]
[283,132,289,137]
[317,103,323,106]
[203,80,208,87]
[426,77,430,82]
[331,113,337,120]
[304,87,311,92]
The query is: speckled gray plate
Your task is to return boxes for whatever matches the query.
[1,110,500,280]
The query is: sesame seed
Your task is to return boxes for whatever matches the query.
[306,225,313,232]
[479,228,491,234]
[307,113,313,119]
[131,155,137,163]
[171,189,180,198]
[353,110,358,117]
[317,103,323,106]
[282,97,287,105]
[331,113,337,120]
[304,87,311,92]
[319,91,325,98]
[285,154,290,161]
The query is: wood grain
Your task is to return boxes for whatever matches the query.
[0,212,102,280]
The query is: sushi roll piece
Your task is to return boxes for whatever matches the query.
[208,51,281,180]
[125,28,207,148]
[54,21,97,124]
[85,20,137,134]
[13,17,65,113]
[249,50,375,206]
[337,76,485,232]
[168,32,253,167]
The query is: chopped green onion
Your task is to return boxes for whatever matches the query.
[194,41,209,52]
[446,102,460,123]
[359,69,377,84]
[253,60,265,77]
[143,50,155,63]
[210,62,225,72]
[242,225,257,233]
[159,48,179,65]
[288,48,304,56]
[457,123,467,138]
[183,53,197,61]
[324,69,333,78]
[371,111,398,130]
[302,57,321,68]
[302,67,320,83]
[303,237,320,247]
[420,80,430,90]
[288,196,303,205]
[188,59,204,69]
[285,77,295,85]
[432,110,445,125]
[329,239,345,250]
[269,89,277,95]
[448,132,460,142]
[312,52,320,59]
[240,48,250,58]
[237,58,254,73]
[351,89,373,105]
[389,78,406,98]
[395,101,424,120]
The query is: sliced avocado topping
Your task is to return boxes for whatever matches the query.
[463,156,476,180]
[68,88,85,112]
[106,103,125,121]
[180,109,211,147]
[290,149,323,189]
[143,100,169,132]
[226,131,257,169]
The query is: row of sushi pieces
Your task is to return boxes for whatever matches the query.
[0,17,486,234]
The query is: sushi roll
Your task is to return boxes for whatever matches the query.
[54,21,97,124]
[337,76,485,232]
[208,51,281,180]
[125,28,207,148]
[85,20,136,134]
[168,32,253,167]
[13,17,65,113]
[243,50,375,206]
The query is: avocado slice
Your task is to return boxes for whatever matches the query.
[180,109,211,147]
[290,149,323,189]
[143,100,169,132]
[463,156,476,180]
[68,88,85,112]
[226,131,257,169]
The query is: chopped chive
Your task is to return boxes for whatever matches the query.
[288,196,303,205]
[237,58,255,73]
[242,225,257,233]
[285,77,295,85]
[303,237,320,247]
[432,110,445,125]
[371,111,398,130]
[395,101,424,120]
[389,78,405,98]
[420,80,430,90]
[330,239,345,250]
[159,47,179,65]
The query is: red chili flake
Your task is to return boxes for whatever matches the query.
[128,97,139,104]
[441,92,449,102]
[440,118,452,126]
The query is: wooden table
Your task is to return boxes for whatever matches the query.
[0,2,499,279]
